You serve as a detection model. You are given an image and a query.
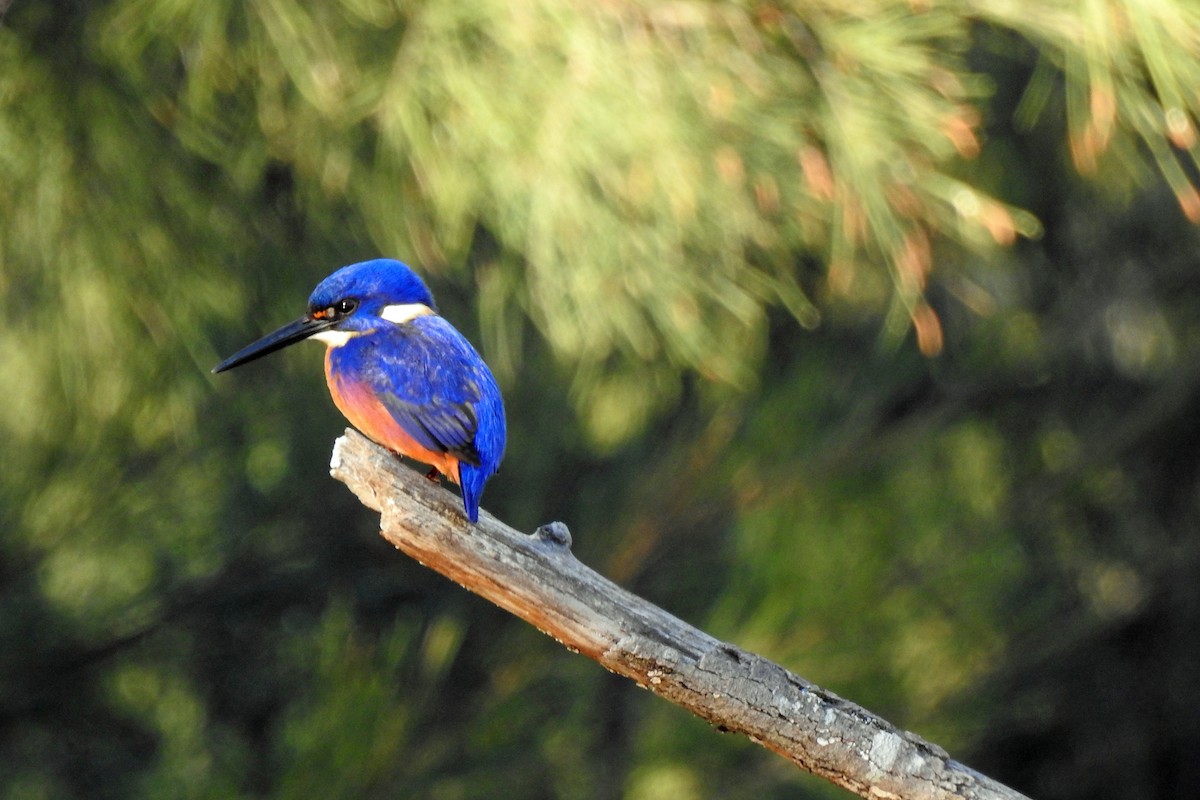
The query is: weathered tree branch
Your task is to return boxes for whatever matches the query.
[329,429,1029,800]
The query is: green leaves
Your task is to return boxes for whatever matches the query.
[66,0,1196,440]
[997,0,1200,216]
[4,1,1200,796]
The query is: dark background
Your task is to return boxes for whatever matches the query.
[2,3,1199,798]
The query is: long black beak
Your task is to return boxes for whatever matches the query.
[212,316,335,373]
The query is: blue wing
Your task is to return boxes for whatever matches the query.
[344,316,505,474]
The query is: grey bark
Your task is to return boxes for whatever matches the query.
[329,429,1030,800]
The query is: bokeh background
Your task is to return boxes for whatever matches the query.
[3,1,1200,798]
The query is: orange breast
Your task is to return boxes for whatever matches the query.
[325,352,461,484]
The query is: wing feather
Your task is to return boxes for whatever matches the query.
[356,317,487,466]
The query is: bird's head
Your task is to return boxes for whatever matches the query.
[213,259,437,373]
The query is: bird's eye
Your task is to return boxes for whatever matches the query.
[311,299,358,321]
[316,299,358,319]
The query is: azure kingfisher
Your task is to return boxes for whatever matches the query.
[213,258,506,523]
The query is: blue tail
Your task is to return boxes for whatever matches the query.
[459,462,487,523]
[458,387,506,523]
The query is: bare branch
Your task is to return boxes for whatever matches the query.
[329,429,1029,800]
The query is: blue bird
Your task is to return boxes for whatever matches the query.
[214,259,506,522]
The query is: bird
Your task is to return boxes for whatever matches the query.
[213,258,506,523]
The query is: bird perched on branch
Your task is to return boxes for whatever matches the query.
[214,258,506,522]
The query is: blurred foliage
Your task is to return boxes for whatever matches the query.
[3,1,1200,799]
[88,0,1048,441]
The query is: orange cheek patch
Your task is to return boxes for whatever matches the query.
[325,357,461,484]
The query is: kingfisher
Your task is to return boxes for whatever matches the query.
[213,258,506,523]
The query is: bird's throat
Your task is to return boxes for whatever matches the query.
[310,330,358,347]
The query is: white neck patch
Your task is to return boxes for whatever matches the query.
[310,330,357,348]
[380,302,435,325]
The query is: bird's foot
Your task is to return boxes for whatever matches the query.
[425,467,441,483]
